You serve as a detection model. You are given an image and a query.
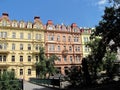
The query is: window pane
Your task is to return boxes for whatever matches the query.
[12,56,15,62]
[28,69,31,75]
[20,56,23,62]
[20,69,23,75]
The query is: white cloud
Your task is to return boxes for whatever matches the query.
[98,0,107,5]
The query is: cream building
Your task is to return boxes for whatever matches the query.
[0,13,44,80]
[81,28,94,57]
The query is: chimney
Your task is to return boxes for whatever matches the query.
[2,13,9,17]
[47,20,53,25]
[34,16,42,23]
[71,23,77,28]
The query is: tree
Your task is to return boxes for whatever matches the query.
[0,71,20,90]
[46,54,58,77]
[36,47,47,78]
[36,47,58,78]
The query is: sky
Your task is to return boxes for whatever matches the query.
[0,0,111,28]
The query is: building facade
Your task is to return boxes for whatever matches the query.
[45,20,83,74]
[0,13,44,80]
[0,13,95,80]
[81,28,93,57]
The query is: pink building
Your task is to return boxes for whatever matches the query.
[45,20,83,74]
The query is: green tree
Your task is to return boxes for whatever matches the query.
[36,47,58,78]
[46,54,58,77]
[36,47,47,78]
[0,71,20,90]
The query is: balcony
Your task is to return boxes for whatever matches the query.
[0,62,8,66]
[0,50,9,54]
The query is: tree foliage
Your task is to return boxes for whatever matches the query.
[0,71,20,90]
[36,47,58,78]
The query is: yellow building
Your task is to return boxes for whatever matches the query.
[0,13,44,80]
[81,28,94,57]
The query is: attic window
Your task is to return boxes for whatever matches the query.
[2,20,7,26]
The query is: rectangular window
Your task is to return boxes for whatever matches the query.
[12,56,15,62]
[58,56,61,61]
[28,33,31,40]
[28,44,31,50]
[20,44,23,50]
[64,56,67,61]
[3,55,6,62]
[12,44,15,50]
[57,36,60,41]
[20,56,23,62]
[68,36,71,42]
[36,34,41,40]
[36,44,39,50]
[28,56,31,62]
[70,56,72,62]
[20,69,23,75]
[84,37,89,43]
[28,69,31,75]
[63,36,66,42]
[20,33,24,39]
[0,55,2,62]
[36,56,39,62]
[69,46,72,51]
[12,32,16,38]
[58,46,60,51]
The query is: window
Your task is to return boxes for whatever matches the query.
[0,32,7,38]
[76,56,80,62]
[58,46,60,51]
[3,43,7,50]
[28,69,31,75]
[2,20,7,26]
[0,55,2,62]
[28,33,31,40]
[64,46,66,50]
[70,56,72,62]
[20,44,23,50]
[48,44,55,51]
[28,44,31,50]
[64,56,67,61]
[69,46,72,51]
[84,46,89,52]
[12,43,15,50]
[0,44,2,49]
[20,69,23,75]
[78,46,80,51]
[48,35,54,41]
[84,37,89,43]
[36,56,39,62]
[57,35,60,41]
[12,32,16,38]
[58,56,61,61]
[63,36,66,42]
[68,36,71,42]
[28,56,31,62]
[12,56,15,62]
[3,56,6,62]
[36,44,39,50]
[20,33,24,39]
[20,56,23,62]
[36,34,41,40]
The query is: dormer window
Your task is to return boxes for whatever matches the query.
[27,23,32,28]
[19,22,25,28]
[47,26,53,30]
[2,20,7,26]
[12,22,17,27]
